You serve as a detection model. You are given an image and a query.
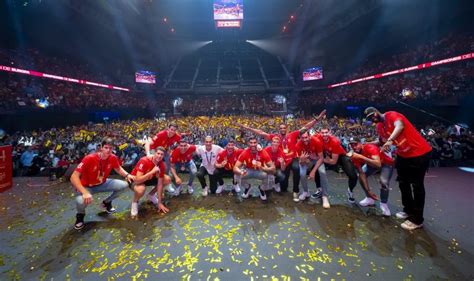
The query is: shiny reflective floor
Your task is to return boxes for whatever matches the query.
[1,167,473,280]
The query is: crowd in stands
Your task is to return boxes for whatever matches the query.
[1,32,473,114]
[338,33,474,83]
[3,115,472,179]
[0,48,123,85]
[298,61,473,112]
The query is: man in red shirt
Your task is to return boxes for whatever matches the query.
[234,136,275,201]
[316,125,359,205]
[215,139,243,194]
[295,132,330,208]
[263,136,286,194]
[145,123,183,194]
[365,107,432,230]
[169,139,197,195]
[130,147,171,217]
[145,123,182,155]
[238,110,326,196]
[70,137,136,230]
[348,137,394,216]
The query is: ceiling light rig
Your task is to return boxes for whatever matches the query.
[161,16,175,35]
[281,1,304,34]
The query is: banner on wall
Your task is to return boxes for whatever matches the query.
[0,145,13,193]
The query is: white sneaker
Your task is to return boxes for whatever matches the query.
[165,184,175,194]
[299,191,308,201]
[216,184,225,194]
[234,184,241,193]
[131,202,138,217]
[380,203,391,216]
[241,188,250,199]
[359,197,375,207]
[401,220,423,231]
[188,185,194,194]
[293,192,300,202]
[148,193,158,206]
[174,185,182,196]
[396,211,409,219]
[322,196,330,209]
[274,183,281,193]
[202,186,209,197]
[259,188,267,201]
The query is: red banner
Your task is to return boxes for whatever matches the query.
[0,65,130,92]
[0,145,13,193]
[327,52,474,89]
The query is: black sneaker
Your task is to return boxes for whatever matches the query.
[347,188,355,204]
[102,200,116,214]
[74,213,85,230]
[310,189,322,199]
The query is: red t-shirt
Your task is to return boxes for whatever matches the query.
[131,156,166,178]
[216,148,243,170]
[75,153,120,187]
[295,136,323,160]
[267,130,300,164]
[170,145,196,164]
[263,146,286,169]
[382,111,432,158]
[238,148,272,170]
[376,122,388,143]
[150,130,181,150]
[317,134,346,156]
[351,144,380,168]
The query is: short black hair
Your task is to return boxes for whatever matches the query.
[101,137,114,146]
[155,146,166,153]
[247,135,258,142]
[168,123,177,128]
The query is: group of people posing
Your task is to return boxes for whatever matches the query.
[70,107,432,232]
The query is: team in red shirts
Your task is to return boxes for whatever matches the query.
[70,108,431,232]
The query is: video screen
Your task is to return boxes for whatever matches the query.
[135,71,156,84]
[303,67,323,81]
[214,0,243,20]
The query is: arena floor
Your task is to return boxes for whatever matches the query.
[1,167,473,280]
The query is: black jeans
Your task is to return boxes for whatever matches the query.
[396,151,431,225]
[281,159,300,193]
[325,155,358,191]
[196,166,219,193]
[214,168,237,186]
[274,169,286,184]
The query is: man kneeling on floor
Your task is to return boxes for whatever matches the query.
[234,136,275,201]
[70,137,136,230]
[130,146,171,217]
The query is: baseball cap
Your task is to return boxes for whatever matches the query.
[364,107,379,118]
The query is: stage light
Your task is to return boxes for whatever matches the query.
[163,17,167,22]
[459,167,474,173]
[173,97,183,107]
[273,95,286,104]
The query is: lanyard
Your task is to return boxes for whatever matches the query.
[205,151,213,164]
